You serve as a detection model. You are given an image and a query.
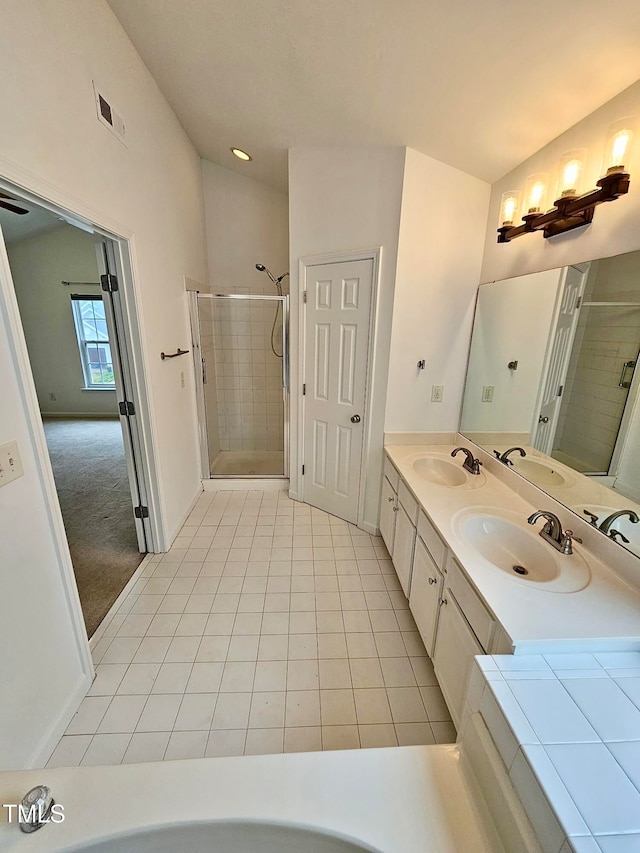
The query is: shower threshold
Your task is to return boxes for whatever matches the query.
[210,450,285,478]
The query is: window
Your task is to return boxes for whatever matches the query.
[71,296,116,389]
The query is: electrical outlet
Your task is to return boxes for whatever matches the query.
[180,371,185,389]
[49,392,56,401]
[0,440,24,487]
[431,385,444,403]
[481,385,494,402]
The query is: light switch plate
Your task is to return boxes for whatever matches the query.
[0,440,24,487]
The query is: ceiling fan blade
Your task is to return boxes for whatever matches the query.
[0,199,29,215]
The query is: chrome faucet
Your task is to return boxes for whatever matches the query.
[451,447,482,475]
[598,509,639,536]
[527,511,582,555]
[493,447,526,466]
[19,786,55,833]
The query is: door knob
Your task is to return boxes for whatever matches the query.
[350,414,361,423]
[538,415,549,424]
[428,577,437,585]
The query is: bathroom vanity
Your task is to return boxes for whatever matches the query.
[381,442,640,729]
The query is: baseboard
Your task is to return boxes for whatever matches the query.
[28,672,93,769]
[166,484,205,548]
[202,478,289,491]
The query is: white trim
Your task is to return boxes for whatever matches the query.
[203,478,289,492]
[296,248,382,530]
[0,229,94,692]
[42,412,119,419]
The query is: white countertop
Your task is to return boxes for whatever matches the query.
[0,745,501,852]
[385,445,640,653]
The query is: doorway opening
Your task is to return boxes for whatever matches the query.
[0,186,155,637]
[190,292,289,479]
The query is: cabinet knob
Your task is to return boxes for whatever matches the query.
[392,506,399,512]
[440,597,447,606]
[388,496,394,502]
[428,577,437,585]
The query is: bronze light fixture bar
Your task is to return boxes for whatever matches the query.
[497,170,630,243]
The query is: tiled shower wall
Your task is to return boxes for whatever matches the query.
[213,292,285,453]
[554,255,640,472]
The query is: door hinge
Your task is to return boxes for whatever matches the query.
[557,385,563,397]
[303,291,307,303]
[576,295,582,308]
[119,400,135,416]
[302,383,306,395]
[100,273,119,293]
[134,505,149,519]
[301,465,305,475]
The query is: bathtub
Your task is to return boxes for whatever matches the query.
[0,742,513,852]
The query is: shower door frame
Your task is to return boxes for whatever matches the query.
[189,291,290,480]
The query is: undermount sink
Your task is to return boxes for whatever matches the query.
[511,458,571,488]
[410,455,486,489]
[454,509,591,593]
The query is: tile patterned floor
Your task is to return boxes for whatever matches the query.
[48,490,455,768]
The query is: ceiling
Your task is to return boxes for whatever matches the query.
[0,198,62,244]
[107,0,640,191]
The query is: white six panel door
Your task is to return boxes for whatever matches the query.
[302,259,374,523]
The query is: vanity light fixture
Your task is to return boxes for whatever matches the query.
[497,119,635,244]
[230,147,252,161]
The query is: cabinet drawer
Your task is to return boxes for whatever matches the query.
[417,510,446,569]
[398,480,419,524]
[445,554,495,652]
[383,456,399,492]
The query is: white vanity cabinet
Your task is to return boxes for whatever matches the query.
[433,555,496,727]
[379,459,399,554]
[409,536,443,656]
[392,482,419,597]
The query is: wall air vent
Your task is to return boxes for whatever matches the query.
[92,81,126,145]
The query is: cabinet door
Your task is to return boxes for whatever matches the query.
[433,589,484,729]
[379,476,397,554]
[393,503,416,597]
[409,537,443,657]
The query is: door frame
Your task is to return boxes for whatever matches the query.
[0,173,162,650]
[296,248,382,531]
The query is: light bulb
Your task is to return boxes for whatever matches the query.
[557,149,586,198]
[611,130,631,168]
[524,173,549,214]
[500,191,521,226]
[602,118,637,175]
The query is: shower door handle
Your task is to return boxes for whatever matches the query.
[350,414,361,423]
[201,357,207,384]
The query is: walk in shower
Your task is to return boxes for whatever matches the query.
[189,292,289,478]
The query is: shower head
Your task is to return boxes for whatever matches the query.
[255,263,277,283]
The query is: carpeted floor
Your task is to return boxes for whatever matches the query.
[43,418,145,638]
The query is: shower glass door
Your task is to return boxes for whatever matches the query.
[190,293,288,478]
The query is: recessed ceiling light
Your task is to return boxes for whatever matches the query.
[231,147,252,161]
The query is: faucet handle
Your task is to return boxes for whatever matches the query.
[493,449,501,459]
[582,510,599,526]
[560,530,582,555]
[610,529,630,544]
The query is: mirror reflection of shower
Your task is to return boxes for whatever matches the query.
[256,263,289,358]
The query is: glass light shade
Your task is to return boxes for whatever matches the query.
[602,118,637,175]
[499,190,521,226]
[557,149,587,198]
[523,173,549,214]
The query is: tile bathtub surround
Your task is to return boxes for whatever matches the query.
[468,653,640,852]
[50,490,454,768]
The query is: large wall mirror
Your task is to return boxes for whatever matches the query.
[460,248,640,560]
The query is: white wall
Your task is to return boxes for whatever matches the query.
[481,78,640,285]
[385,148,490,432]
[288,147,406,530]
[9,225,117,416]
[202,160,289,294]
[461,269,562,434]
[0,0,208,768]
